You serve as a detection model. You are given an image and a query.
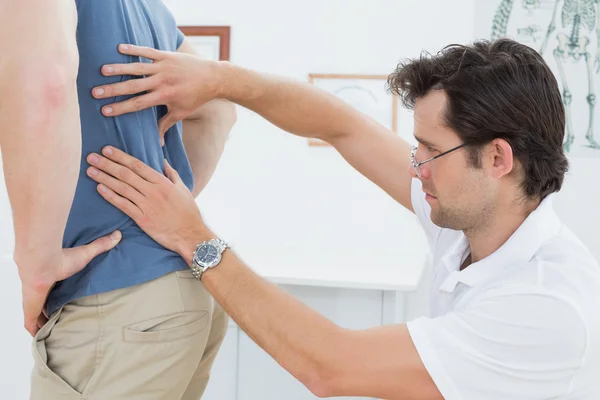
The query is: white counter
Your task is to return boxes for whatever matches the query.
[237,244,426,291]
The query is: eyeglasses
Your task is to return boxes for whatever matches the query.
[410,142,469,179]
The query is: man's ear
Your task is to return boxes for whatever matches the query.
[488,138,514,180]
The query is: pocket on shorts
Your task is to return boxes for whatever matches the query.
[31,308,82,397]
[123,310,209,343]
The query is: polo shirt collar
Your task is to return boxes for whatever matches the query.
[439,194,562,292]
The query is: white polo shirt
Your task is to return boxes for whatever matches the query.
[407,179,600,399]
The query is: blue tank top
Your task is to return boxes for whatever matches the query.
[46,0,193,316]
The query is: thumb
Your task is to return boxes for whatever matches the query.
[59,231,122,281]
[164,158,184,186]
[158,113,177,143]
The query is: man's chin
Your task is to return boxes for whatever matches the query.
[430,213,442,227]
[429,209,450,229]
[431,210,465,231]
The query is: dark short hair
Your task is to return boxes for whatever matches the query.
[388,38,568,201]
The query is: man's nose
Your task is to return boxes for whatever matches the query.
[408,163,418,179]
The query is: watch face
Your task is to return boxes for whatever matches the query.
[195,244,220,267]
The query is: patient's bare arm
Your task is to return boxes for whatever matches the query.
[0,0,120,336]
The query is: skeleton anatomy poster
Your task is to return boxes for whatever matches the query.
[475,0,600,157]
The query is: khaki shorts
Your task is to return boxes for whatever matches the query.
[30,270,228,400]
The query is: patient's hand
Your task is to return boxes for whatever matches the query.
[92,44,224,140]
[16,231,121,336]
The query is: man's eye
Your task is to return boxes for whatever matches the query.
[427,146,436,152]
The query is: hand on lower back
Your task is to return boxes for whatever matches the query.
[16,231,121,336]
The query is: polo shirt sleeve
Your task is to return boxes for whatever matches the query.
[151,0,185,50]
[176,28,185,49]
[410,178,442,249]
[406,284,587,400]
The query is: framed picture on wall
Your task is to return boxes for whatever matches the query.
[178,26,231,61]
[307,74,398,146]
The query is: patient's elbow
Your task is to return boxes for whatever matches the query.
[196,99,238,130]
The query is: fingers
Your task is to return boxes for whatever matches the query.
[75,231,122,270]
[89,146,165,184]
[92,75,161,100]
[37,314,49,330]
[59,231,122,282]
[100,91,165,117]
[86,162,146,206]
[98,230,122,249]
[164,159,188,191]
[83,232,122,268]
[158,114,178,137]
[99,61,157,79]
[164,158,181,184]
[96,184,144,222]
[25,319,39,337]
[22,289,46,337]
[117,44,167,61]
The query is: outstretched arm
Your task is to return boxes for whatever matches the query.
[92,45,415,211]
[218,63,415,210]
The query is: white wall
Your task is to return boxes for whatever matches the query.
[0,164,31,399]
[552,161,600,261]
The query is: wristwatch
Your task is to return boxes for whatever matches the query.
[190,238,228,280]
